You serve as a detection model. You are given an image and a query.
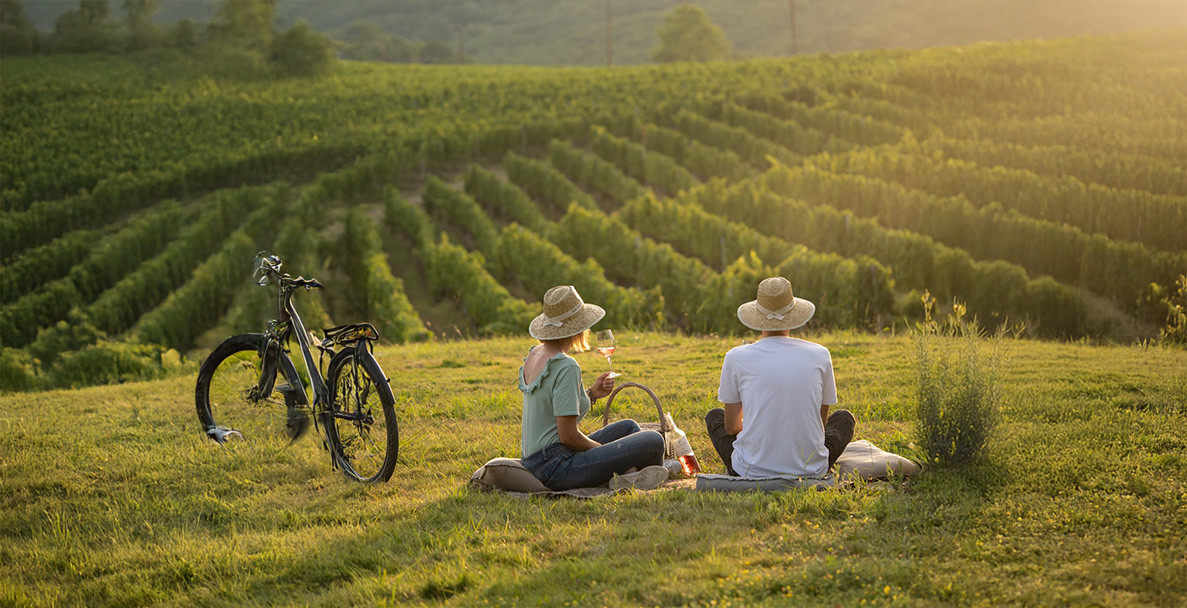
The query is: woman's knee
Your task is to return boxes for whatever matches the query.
[639,429,665,459]
[610,418,642,434]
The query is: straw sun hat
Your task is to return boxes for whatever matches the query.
[529,285,606,340]
[737,277,816,331]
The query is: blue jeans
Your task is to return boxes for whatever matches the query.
[522,419,665,491]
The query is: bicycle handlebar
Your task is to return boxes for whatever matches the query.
[254,253,322,291]
[254,252,283,285]
[285,276,323,290]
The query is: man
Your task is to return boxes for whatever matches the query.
[705,277,855,477]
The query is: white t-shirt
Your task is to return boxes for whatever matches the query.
[717,336,837,477]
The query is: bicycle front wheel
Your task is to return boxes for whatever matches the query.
[195,334,294,445]
[326,348,398,482]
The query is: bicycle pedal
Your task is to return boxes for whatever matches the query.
[207,426,243,444]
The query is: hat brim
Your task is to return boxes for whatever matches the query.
[737,297,815,331]
[529,304,606,340]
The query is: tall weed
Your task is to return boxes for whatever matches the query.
[913,295,1002,466]
[1155,274,1187,347]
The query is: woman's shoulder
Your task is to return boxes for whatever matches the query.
[530,347,578,368]
[520,349,578,394]
[549,352,580,372]
[541,352,581,385]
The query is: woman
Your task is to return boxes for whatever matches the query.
[520,285,666,490]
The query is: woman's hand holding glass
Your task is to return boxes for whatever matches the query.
[588,372,615,401]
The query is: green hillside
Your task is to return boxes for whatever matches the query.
[20,0,1187,65]
[3,30,1186,391]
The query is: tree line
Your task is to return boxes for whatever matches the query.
[1,1,752,68]
[1,0,334,77]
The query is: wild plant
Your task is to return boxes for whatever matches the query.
[913,293,1002,466]
[1156,274,1187,347]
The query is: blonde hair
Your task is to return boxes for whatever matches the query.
[541,329,591,353]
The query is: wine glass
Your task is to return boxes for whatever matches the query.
[595,329,621,378]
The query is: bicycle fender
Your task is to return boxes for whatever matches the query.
[257,338,281,398]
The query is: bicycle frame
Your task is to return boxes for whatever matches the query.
[252,254,331,416]
[253,253,385,419]
[199,253,395,480]
[278,287,329,408]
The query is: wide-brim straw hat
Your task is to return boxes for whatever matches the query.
[529,285,606,340]
[737,277,815,331]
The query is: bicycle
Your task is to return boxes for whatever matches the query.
[194,253,399,483]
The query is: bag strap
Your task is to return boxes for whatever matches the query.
[600,382,670,433]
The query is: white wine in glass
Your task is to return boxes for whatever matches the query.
[595,330,621,378]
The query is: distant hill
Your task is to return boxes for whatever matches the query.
[19,0,1186,65]
[3,29,1186,393]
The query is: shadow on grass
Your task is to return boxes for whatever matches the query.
[266,461,1003,607]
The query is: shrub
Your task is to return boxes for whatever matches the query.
[0,348,40,393]
[914,296,1001,466]
[1157,275,1187,347]
[46,341,169,389]
[271,20,336,78]
[26,315,107,367]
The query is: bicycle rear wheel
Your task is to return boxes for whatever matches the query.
[326,348,398,482]
[195,334,298,445]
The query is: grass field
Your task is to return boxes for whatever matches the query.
[2,332,1184,606]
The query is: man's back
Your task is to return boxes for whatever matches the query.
[717,336,837,477]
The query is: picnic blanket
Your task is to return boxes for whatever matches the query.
[468,457,618,498]
[471,440,918,497]
[697,439,920,491]
[468,457,694,498]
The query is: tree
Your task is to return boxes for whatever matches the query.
[51,0,118,52]
[0,0,39,55]
[210,0,276,52]
[122,0,160,50]
[79,0,110,25]
[650,3,731,63]
[272,20,335,77]
[168,17,197,49]
[417,39,458,64]
[0,0,31,30]
[340,20,411,63]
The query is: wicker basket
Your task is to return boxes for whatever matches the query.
[600,381,678,460]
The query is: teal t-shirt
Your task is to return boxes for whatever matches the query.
[520,349,591,458]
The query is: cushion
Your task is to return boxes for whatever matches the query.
[695,473,836,492]
[834,440,920,481]
[470,457,550,493]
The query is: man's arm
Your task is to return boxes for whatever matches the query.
[820,404,829,432]
[724,402,743,435]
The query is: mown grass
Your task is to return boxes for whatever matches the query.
[1,332,1184,606]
